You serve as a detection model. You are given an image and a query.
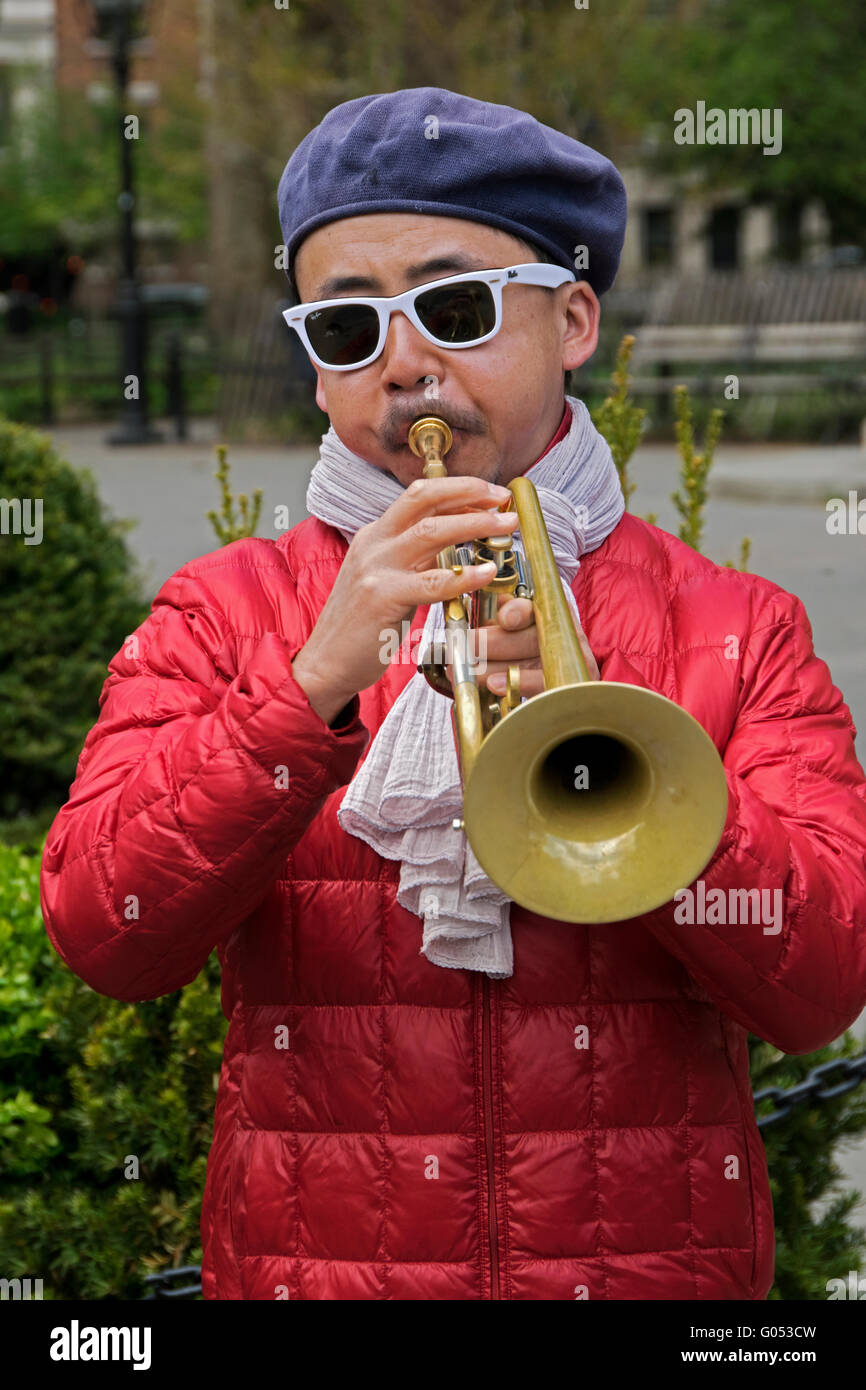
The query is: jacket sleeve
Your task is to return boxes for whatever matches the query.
[40,561,369,1003]
[629,587,866,1054]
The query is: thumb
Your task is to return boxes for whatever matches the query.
[575,621,600,681]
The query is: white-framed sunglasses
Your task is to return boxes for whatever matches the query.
[281,262,576,371]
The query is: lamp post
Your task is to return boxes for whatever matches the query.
[91,0,162,444]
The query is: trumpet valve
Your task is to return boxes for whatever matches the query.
[499,664,522,718]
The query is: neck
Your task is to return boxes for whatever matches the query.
[502,399,572,481]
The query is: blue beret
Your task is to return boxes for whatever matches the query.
[277,86,627,297]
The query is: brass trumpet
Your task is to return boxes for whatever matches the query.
[407,414,729,924]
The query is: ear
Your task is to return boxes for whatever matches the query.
[561,281,600,373]
[312,362,328,413]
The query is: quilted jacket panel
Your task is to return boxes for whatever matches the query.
[40,512,866,1300]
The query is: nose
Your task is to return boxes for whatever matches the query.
[377,308,447,393]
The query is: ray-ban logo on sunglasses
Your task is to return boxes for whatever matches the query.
[283,263,575,371]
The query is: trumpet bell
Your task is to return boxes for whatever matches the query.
[462,681,729,923]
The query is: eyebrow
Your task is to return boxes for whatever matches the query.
[311,253,491,302]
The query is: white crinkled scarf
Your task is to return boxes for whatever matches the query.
[305,395,625,978]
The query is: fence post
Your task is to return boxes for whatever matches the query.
[656,360,672,430]
[39,335,55,427]
[165,331,188,441]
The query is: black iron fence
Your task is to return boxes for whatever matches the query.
[3,270,865,444]
[142,1266,203,1299]
[0,289,316,440]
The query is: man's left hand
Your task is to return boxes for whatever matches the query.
[475,594,600,698]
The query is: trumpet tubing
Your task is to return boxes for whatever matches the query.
[407,414,729,924]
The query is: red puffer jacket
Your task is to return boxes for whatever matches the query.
[41,511,866,1301]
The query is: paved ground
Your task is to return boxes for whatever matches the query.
[43,416,866,1240]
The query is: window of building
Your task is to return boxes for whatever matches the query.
[642,206,675,267]
[775,198,803,262]
[708,205,741,269]
[93,7,148,43]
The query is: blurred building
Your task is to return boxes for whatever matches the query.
[617,153,833,286]
[0,0,55,144]
[0,0,208,316]
[0,0,58,327]
[0,0,843,322]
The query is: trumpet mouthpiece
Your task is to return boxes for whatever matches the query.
[408,416,453,477]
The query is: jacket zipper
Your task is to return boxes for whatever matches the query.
[481,973,501,1299]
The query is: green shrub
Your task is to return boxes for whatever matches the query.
[206,443,262,544]
[0,414,148,830]
[750,1036,866,1299]
[0,841,227,1299]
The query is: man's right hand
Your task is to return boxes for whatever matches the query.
[291,475,518,726]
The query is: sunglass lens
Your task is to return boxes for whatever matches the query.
[304,304,380,365]
[414,282,496,344]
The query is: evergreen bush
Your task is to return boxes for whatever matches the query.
[0,842,226,1299]
[0,414,148,834]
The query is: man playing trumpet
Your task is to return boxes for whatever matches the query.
[42,87,866,1302]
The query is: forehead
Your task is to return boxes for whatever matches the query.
[293,212,530,300]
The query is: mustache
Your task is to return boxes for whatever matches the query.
[380,397,486,453]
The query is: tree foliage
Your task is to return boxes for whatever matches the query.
[615,0,866,248]
[0,76,207,261]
